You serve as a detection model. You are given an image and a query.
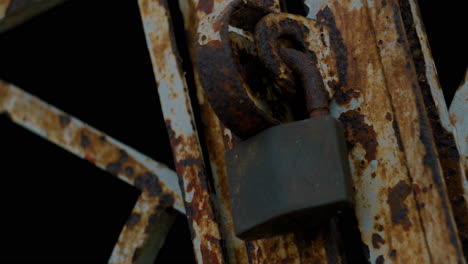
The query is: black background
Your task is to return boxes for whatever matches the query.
[0,0,465,263]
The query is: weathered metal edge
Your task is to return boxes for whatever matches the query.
[405,0,468,254]
[0,80,185,263]
[109,193,177,264]
[450,70,468,256]
[0,80,184,212]
[137,0,226,263]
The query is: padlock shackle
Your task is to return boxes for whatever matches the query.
[280,48,329,117]
[254,13,330,117]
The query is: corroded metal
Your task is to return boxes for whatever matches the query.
[450,70,468,255]
[299,0,466,263]
[109,193,177,264]
[0,80,183,212]
[403,0,468,255]
[183,0,346,263]
[450,70,468,170]
[137,0,226,263]
[254,13,332,117]
[0,0,66,33]
[217,11,353,241]
[195,0,287,139]
[0,80,184,263]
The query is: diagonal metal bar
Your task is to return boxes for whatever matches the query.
[0,0,66,33]
[137,0,226,263]
[0,80,184,213]
[0,80,186,263]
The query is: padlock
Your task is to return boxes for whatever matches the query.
[224,14,354,240]
[195,4,354,240]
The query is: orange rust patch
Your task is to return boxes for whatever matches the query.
[0,81,10,109]
[84,154,96,163]
[387,181,412,230]
[339,110,378,161]
[197,0,214,14]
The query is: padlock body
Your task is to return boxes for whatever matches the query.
[226,115,353,240]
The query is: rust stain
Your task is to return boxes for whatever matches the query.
[375,255,384,264]
[126,213,142,229]
[139,0,227,261]
[58,114,71,128]
[387,181,412,230]
[0,84,9,114]
[372,233,385,249]
[339,110,378,162]
[385,112,392,121]
[80,132,90,148]
[134,172,163,197]
[294,225,344,264]
[317,6,348,92]
[197,0,214,13]
[110,194,177,263]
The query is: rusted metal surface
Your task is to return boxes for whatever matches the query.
[299,0,465,263]
[254,13,332,117]
[450,70,468,171]
[183,0,346,263]
[0,80,183,213]
[450,70,468,255]
[0,80,184,263]
[0,0,66,33]
[403,0,468,255]
[195,0,288,139]
[109,193,177,264]
[365,0,465,262]
[137,0,226,263]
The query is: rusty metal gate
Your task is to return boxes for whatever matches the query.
[0,0,466,263]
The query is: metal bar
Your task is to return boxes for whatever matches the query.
[301,0,465,263]
[0,0,66,33]
[137,0,226,263]
[0,80,185,262]
[180,1,346,263]
[405,0,468,254]
[365,0,464,262]
[450,70,468,170]
[449,70,468,253]
[109,192,177,264]
[0,80,184,213]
